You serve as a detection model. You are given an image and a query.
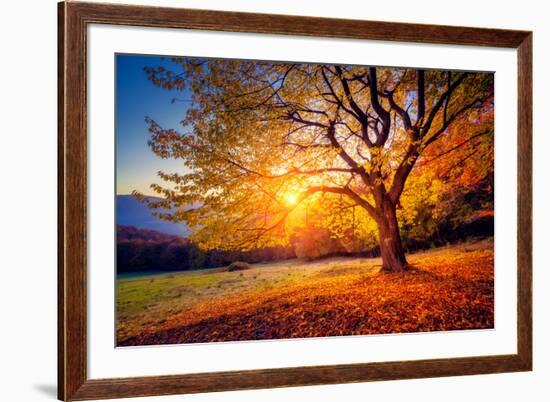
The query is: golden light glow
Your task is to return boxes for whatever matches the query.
[284,192,298,206]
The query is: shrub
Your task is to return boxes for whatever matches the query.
[225,261,252,272]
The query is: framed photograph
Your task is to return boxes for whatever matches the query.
[58,1,532,400]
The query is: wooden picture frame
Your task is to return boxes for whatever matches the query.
[58,1,532,400]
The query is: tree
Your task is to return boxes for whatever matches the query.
[137,58,493,272]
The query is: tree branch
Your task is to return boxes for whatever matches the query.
[384,91,412,131]
[368,67,391,146]
[420,72,468,137]
[320,67,361,121]
[417,69,425,126]
[333,66,369,123]
[423,96,487,147]
[305,186,378,219]
[420,130,490,165]
[242,184,377,241]
[325,122,371,185]
[388,145,419,205]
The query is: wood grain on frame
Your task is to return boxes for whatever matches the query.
[58,1,532,400]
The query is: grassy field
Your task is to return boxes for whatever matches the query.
[117,238,494,346]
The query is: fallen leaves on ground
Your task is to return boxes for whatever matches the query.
[118,240,493,346]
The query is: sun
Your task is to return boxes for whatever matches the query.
[284,192,298,206]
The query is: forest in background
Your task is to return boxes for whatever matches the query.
[117,175,492,273]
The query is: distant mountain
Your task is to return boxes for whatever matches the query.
[117,224,186,242]
[116,195,190,236]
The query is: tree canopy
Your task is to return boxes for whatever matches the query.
[135,57,494,271]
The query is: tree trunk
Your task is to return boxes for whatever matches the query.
[377,200,408,272]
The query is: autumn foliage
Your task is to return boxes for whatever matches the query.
[118,240,493,345]
[137,59,493,272]
[116,56,495,344]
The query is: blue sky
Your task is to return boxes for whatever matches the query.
[116,54,190,196]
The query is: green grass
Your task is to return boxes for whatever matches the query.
[116,238,493,341]
[117,254,382,332]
